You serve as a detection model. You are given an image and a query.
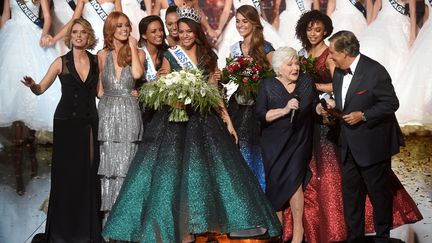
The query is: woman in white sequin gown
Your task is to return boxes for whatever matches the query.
[51,0,121,54]
[327,0,369,38]
[273,0,316,51]
[216,0,285,68]
[395,0,432,127]
[359,0,416,82]
[0,0,61,131]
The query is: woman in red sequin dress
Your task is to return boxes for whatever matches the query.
[282,10,423,243]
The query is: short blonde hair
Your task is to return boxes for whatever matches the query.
[272,47,298,75]
[64,18,97,50]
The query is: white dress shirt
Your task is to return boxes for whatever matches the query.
[341,55,360,109]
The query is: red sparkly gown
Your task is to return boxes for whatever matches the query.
[282,48,423,243]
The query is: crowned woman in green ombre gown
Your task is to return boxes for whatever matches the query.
[102,9,281,243]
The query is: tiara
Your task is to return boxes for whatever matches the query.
[177,7,201,23]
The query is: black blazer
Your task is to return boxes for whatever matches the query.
[332,54,404,166]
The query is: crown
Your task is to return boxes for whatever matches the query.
[177,7,201,23]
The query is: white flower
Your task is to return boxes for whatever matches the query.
[178,92,186,99]
[200,87,206,97]
[184,97,192,105]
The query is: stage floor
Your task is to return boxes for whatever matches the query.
[0,127,430,243]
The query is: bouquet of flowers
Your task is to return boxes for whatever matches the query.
[299,55,316,75]
[221,56,275,102]
[139,69,222,122]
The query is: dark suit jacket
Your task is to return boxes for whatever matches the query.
[333,54,404,167]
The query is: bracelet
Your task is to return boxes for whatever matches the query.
[361,112,367,121]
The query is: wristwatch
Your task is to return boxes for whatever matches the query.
[361,112,367,122]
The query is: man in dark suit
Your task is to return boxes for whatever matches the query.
[319,31,405,243]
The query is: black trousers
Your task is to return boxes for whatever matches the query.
[341,150,393,243]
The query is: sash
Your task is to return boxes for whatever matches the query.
[298,48,308,58]
[138,0,145,11]
[389,0,408,15]
[66,0,76,11]
[349,0,367,18]
[251,0,260,9]
[143,48,157,81]
[230,42,243,57]
[295,0,307,13]
[16,0,43,28]
[168,46,197,70]
[89,0,109,21]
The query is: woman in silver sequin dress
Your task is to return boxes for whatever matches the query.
[97,11,145,221]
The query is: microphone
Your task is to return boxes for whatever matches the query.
[290,94,300,123]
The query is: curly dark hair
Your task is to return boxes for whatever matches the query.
[295,10,333,51]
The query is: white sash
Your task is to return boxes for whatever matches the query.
[389,0,407,15]
[89,0,109,21]
[16,0,43,28]
[168,46,197,70]
[251,0,260,9]
[295,0,307,13]
[143,48,157,81]
[229,42,243,58]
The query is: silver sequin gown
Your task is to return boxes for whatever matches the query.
[98,51,143,212]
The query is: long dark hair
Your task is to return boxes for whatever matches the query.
[236,5,270,70]
[178,18,217,72]
[296,10,333,51]
[138,15,169,70]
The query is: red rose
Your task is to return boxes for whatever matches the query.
[252,74,259,82]
[242,77,249,83]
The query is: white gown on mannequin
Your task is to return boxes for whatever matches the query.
[395,0,432,127]
[82,1,115,54]
[216,0,285,68]
[359,0,411,82]
[0,0,61,131]
[330,0,367,38]
[52,0,76,55]
[122,0,147,39]
[278,0,312,51]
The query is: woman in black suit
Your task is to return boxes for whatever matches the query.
[22,18,102,243]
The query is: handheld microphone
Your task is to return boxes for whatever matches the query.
[290,94,300,123]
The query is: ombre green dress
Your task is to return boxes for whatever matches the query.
[102,51,281,242]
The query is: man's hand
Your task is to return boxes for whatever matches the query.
[343,111,364,125]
